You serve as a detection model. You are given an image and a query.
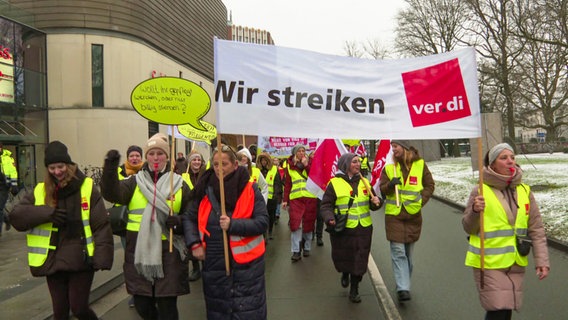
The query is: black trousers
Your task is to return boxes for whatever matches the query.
[134,294,179,320]
[46,270,98,320]
[315,199,323,238]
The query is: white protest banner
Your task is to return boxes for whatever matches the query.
[214,39,481,140]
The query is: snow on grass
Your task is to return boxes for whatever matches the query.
[428,152,568,242]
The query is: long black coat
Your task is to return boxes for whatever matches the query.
[183,177,269,320]
[320,174,380,276]
[101,161,192,297]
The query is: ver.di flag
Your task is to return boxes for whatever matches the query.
[370,139,393,194]
[306,139,348,199]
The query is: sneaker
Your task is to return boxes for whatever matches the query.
[316,237,323,246]
[291,252,301,262]
[303,250,310,257]
[397,290,411,302]
[128,296,135,308]
[349,292,362,303]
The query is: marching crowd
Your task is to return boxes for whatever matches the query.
[3,137,550,320]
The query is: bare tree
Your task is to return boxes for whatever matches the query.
[343,40,363,58]
[394,0,473,57]
[512,0,568,142]
[363,38,390,59]
[464,0,528,141]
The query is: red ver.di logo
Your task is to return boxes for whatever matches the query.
[402,58,471,127]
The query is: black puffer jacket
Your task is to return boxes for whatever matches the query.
[183,167,269,320]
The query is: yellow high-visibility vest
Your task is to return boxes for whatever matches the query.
[287,167,316,199]
[384,160,424,215]
[127,186,183,240]
[329,177,372,228]
[28,178,94,267]
[265,166,278,200]
[465,184,530,269]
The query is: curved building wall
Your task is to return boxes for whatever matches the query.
[6,0,227,79]
[1,1,227,178]
[47,33,218,168]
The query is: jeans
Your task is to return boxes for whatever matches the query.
[290,228,313,252]
[390,241,414,291]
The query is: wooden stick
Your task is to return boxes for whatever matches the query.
[169,127,175,253]
[477,138,485,288]
[393,163,400,207]
[359,172,373,195]
[217,133,231,276]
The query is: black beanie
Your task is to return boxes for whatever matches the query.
[126,145,143,157]
[44,141,73,166]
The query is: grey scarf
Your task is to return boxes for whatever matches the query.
[134,170,187,282]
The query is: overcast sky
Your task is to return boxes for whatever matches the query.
[221,0,408,57]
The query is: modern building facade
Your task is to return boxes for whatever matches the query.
[0,0,227,186]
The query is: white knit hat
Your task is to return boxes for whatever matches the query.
[144,133,170,159]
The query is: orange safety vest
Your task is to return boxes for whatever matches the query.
[197,182,265,264]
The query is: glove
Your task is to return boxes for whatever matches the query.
[10,186,18,196]
[389,177,402,188]
[51,209,67,227]
[105,149,121,166]
[166,215,182,230]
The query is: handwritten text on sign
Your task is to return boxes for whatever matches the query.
[131,77,210,129]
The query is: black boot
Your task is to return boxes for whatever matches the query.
[349,275,362,303]
[341,272,349,288]
[189,260,201,281]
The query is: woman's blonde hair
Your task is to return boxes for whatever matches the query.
[43,163,78,207]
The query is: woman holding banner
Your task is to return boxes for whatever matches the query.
[282,144,318,261]
[101,133,192,320]
[321,153,382,303]
[463,143,549,320]
[379,140,435,303]
[182,144,269,319]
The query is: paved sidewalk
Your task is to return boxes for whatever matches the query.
[0,228,124,320]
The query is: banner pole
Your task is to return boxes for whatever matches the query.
[393,163,400,207]
[169,127,175,253]
[217,133,231,276]
[477,137,485,288]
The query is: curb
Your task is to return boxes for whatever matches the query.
[368,254,402,320]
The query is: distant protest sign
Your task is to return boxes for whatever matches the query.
[177,122,217,144]
[257,136,317,158]
[214,39,481,140]
[131,77,211,128]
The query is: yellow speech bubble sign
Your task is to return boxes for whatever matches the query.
[130,77,210,129]
[177,121,217,144]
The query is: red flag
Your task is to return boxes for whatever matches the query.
[354,141,367,156]
[306,139,348,199]
[370,140,393,191]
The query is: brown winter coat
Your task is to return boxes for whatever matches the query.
[462,165,549,311]
[101,161,192,297]
[321,173,381,276]
[10,171,114,276]
[379,151,435,243]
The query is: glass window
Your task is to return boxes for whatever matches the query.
[91,44,104,107]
